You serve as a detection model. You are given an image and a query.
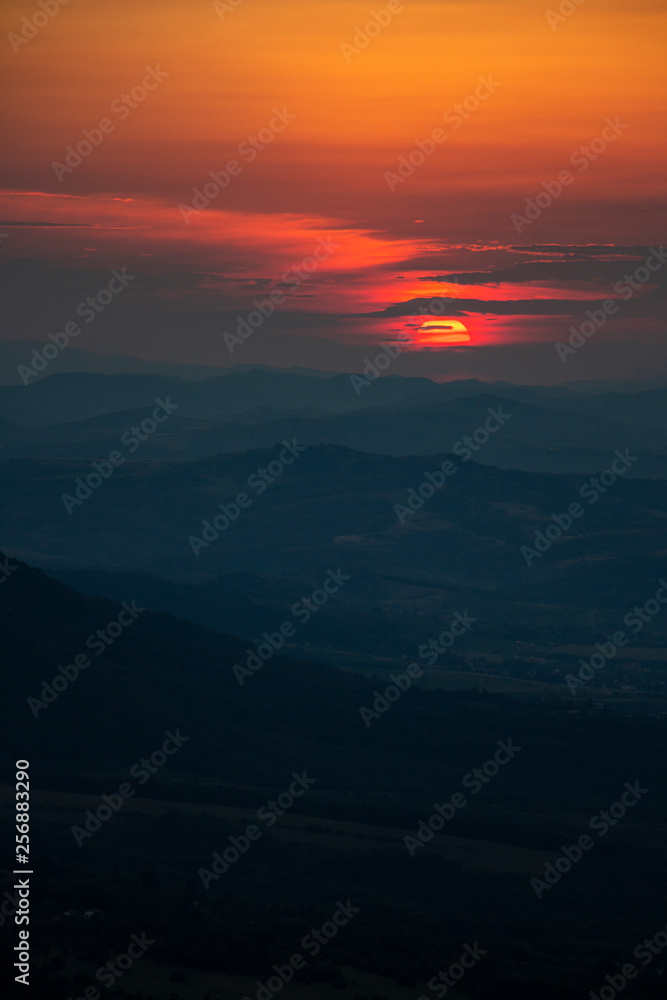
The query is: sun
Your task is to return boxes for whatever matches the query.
[416,319,470,346]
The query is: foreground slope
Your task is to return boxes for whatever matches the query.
[1,556,667,997]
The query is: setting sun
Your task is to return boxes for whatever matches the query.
[416,319,471,346]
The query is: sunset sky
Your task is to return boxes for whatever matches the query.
[1,0,665,381]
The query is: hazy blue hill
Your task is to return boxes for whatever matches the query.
[0,406,201,459]
[533,386,667,428]
[3,384,667,476]
[51,566,270,639]
[2,549,666,821]
[0,551,369,781]
[561,376,667,394]
[0,372,185,426]
[0,369,445,426]
[0,341,352,384]
[0,341,238,384]
[2,444,666,606]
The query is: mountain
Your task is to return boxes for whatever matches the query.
[529,386,667,429]
[0,341,234,384]
[0,369,443,427]
[3,553,667,998]
[3,390,667,477]
[0,340,354,385]
[2,444,665,608]
[0,551,368,780]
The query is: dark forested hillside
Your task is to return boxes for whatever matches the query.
[2,554,667,997]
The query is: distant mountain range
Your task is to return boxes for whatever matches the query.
[0,340,344,385]
[2,442,665,609]
[4,339,667,392]
[2,368,667,477]
[0,368,444,425]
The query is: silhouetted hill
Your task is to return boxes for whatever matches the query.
[0,342,235,384]
[0,369,442,427]
[3,390,667,477]
[0,341,349,384]
[2,444,666,606]
[3,553,667,998]
[536,386,667,428]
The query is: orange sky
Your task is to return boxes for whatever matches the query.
[1,0,665,371]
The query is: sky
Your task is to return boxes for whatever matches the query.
[1,0,665,382]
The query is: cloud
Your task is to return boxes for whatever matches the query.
[365,293,666,319]
[506,244,660,258]
[420,258,667,287]
[0,221,142,229]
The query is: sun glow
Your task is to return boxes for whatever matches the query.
[416,319,471,346]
